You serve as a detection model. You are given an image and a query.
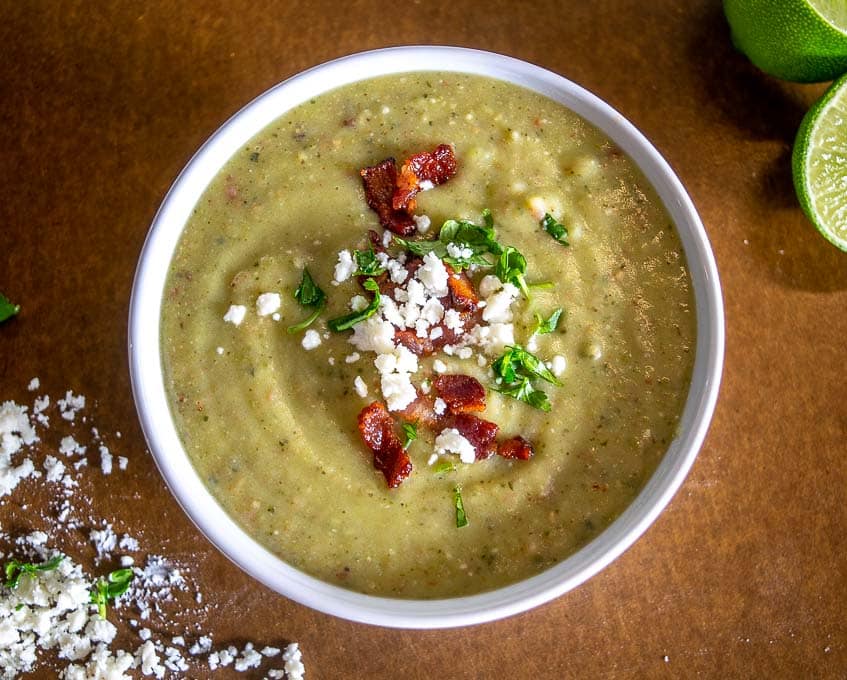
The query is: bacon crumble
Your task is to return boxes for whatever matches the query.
[392,144,458,212]
[360,159,416,235]
[497,436,534,461]
[357,401,412,488]
[432,374,486,413]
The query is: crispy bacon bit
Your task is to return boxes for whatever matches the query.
[357,402,412,488]
[446,413,498,460]
[399,393,440,429]
[433,374,486,413]
[393,144,458,212]
[445,265,479,312]
[497,436,534,461]
[394,329,435,356]
[360,159,416,235]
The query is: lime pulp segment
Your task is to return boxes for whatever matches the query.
[810,0,847,29]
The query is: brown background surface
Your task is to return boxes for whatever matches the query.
[1,1,845,678]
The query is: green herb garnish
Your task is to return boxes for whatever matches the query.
[394,209,502,271]
[534,308,563,335]
[327,278,381,332]
[402,422,418,449]
[432,460,457,474]
[454,486,469,528]
[493,376,552,412]
[287,268,327,333]
[540,213,570,246]
[491,345,560,411]
[494,246,530,298]
[0,293,20,323]
[90,568,134,620]
[353,247,386,276]
[5,554,64,589]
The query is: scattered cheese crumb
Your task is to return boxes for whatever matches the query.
[434,428,476,464]
[255,292,281,317]
[333,249,355,283]
[27,378,40,392]
[353,376,368,398]
[223,304,247,326]
[301,330,322,351]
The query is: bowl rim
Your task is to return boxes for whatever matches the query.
[128,45,724,629]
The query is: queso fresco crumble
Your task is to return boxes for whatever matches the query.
[161,72,695,598]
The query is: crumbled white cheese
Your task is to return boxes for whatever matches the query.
[27,378,40,392]
[482,283,519,323]
[349,316,396,354]
[380,372,417,412]
[301,330,322,350]
[433,398,446,416]
[333,249,355,283]
[345,353,360,364]
[282,643,305,680]
[528,196,547,221]
[223,304,247,326]
[99,445,112,475]
[434,428,476,464]
[478,274,502,298]
[443,309,464,332]
[353,376,368,398]
[417,251,449,296]
[349,295,368,312]
[433,359,447,374]
[446,243,474,260]
[57,391,86,422]
[215,346,225,356]
[550,355,567,377]
[255,292,281,317]
[413,214,431,234]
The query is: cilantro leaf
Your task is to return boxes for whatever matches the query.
[327,278,381,332]
[5,554,65,589]
[534,308,563,335]
[90,568,134,620]
[494,246,530,298]
[454,486,469,528]
[491,345,560,411]
[353,248,386,276]
[0,293,20,323]
[432,460,457,474]
[540,213,570,246]
[393,210,502,272]
[493,376,552,412]
[402,422,418,449]
[288,269,326,333]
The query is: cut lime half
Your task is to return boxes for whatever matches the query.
[724,0,847,82]
[793,73,847,251]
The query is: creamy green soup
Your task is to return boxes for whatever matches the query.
[161,73,695,598]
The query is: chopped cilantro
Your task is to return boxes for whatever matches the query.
[454,486,469,528]
[493,376,552,412]
[5,554,64,589]
[402,422,418,449]
[540,213,570,246]
[432,460,457,474]
[327,278,381,332]
[491,345,560,411]
[90,567,134,620]
[287,268,326,333]
[394,209,501,271]
[494,246,530,297]
[0,293,20,323]
[534,308,563,335]
[353,247,386,276]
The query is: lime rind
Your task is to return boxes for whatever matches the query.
[724,0,847,82]
[793,73,847,251]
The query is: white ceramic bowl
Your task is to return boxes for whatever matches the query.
[129,46,724,629]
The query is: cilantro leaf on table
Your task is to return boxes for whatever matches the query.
[0,293,20,323]
[90,567,134,620]
[5,554,64,589]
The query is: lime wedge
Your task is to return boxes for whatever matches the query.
[793,73,847,251]
[724,0,847,82]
